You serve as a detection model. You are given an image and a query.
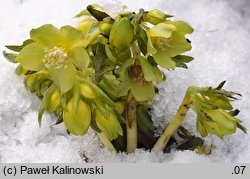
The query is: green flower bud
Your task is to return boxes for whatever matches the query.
[95,110,123,140]
[80,83,97,99]
[109,17,134,50]
[115,101,126,114]
[98,21,112,35]
[63,99,91,136]
[47,88,60,113]
[144,9,172,25]
[77,18,97,37]
[146,21,193,69]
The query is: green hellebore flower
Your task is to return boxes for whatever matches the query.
[146,20,193,69]
[16,24,90,95]
[95,110,123,141]
[117,58,159,102]
[190,85,245,138]
[109,17,134,50]
[196,109,239,138]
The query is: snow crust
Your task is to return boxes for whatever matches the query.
[0,0,249,163]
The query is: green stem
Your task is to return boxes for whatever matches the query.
[97,132,117,152]
[126,90,137,153]
[153,88,193,151]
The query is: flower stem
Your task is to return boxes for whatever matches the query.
[97,132,117,152]
[153,87,193,151]
[126,90,137,153]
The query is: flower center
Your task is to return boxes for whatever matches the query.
[152,37,172,50]
[43,47,69,69]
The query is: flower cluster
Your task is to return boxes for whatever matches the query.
[4,4,246,153]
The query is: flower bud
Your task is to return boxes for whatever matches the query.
[144,9,172,25]
[109,17,134,50]
[98,21,112,35]
[115,101,126,114]
[47,89,60,113]
[80,83,97,99]
[63,99,91,136]
[95,110,123,140]
[77,19,97,37]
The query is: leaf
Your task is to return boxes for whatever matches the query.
[136,105,154,138]
[54,115,63,125]
[92,43,108,82]
[5,39,34,52]
[74,9,91,18]
[177,136,204,151]
[237,123,247,134]
[215,81,226,90]
[87,4,110,21]
[172,55,194,69]
[229,109,240,116]
[137,26,148,55]
[105,45,117,63]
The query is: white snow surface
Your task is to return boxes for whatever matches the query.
[0,0,250,163]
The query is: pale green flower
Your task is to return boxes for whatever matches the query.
[147,20,193,69]
[16,24,90,94]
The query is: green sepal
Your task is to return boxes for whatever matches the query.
[130,82,155,102]
[5,39,34,52]
[172,55,194,69]
[138,56,165,83]
[3,51,18,63]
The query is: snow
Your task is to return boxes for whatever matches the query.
[0,0,250,163]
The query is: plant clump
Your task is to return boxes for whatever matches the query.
[3,4,246,154]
